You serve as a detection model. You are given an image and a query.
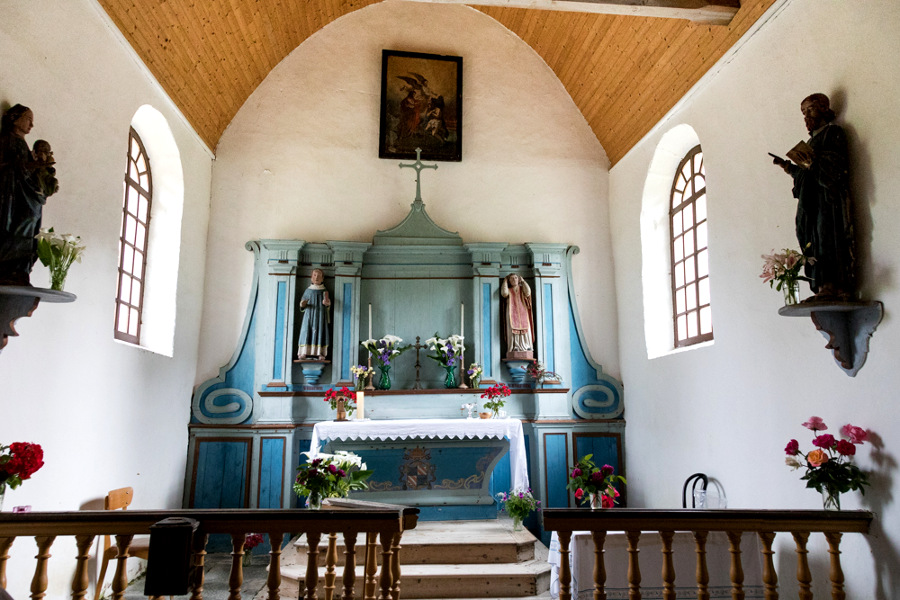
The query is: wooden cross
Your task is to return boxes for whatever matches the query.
[399,148,438,202]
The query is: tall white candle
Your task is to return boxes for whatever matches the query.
[461,302,464,336]
[368,303,372,339]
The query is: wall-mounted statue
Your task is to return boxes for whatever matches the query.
[297,268,331,360]
[0,105,58,286]
[771,93,854,300]
[501,273,534,359]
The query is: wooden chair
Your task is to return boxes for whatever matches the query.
[94,487,150,600]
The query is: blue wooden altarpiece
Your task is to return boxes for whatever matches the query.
[186,196,624,541]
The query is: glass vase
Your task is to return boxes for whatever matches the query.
[50,268,68,292]
[822,487,841,511]
[443,365,457,388]
[242,550,253,567]
[589,492,604,510]
[307,491,323,510]
[783,280,799,306]
[0,483,5,512]
[378,365,391,390]
[512,515,523,532]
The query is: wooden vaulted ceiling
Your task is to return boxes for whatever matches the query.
[97,0,777,164]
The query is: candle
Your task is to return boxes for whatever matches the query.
[368,303,372,339]
[461,302,465,336]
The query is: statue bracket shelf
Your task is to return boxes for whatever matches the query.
[779,300,883,377]
[0,285,76,354]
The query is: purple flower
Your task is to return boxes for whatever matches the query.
[571,468,582,478]
[590,471,604,483]
[328,464,338,474]
[600,464,615,477]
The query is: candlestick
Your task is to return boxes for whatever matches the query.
[368,303,372,340]
[461,302,464,337]
[458,302,468,388]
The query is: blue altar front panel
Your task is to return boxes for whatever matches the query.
[190,438,251,508]
[258,437,286,508]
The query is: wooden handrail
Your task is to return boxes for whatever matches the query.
[0,503,419,600]
[543,508,873,600]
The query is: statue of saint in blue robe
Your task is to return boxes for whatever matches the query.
[297,277,330,360]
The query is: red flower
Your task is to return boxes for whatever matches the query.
[812,434,835,449]
[601,494,615,508]
[600,464,615,477]
[590,471,604,483]
[574,488,583,500]
[784,439,800,455]
[836,439,856,456]
[5,442,44,480]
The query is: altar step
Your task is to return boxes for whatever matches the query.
[279,519,551,599]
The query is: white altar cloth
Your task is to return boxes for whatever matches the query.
[309,418,530,491]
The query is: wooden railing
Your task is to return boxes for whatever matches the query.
[543,508,873,600]
[0,500,419,600]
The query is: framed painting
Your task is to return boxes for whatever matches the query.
[379,50,463,162]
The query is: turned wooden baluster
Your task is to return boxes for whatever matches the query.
[791,532,812,600]
[364,531,378,600]
[659,531,676,600]
[625,530,641,600]
[377,530,394,600]
[229,533,247,600]
[306,531,321,600]
[726,531,745,600]
[693,531,710,600]
[191,533,210,600]
[342,531,359,600]
[390,532,402,600]
[110,534,134,600]
[558,530,572,600]
[71,534,96,600]
[824,532,846,600]
[0,536,14,589]
[30,536,55,600]
[591,531,607,600]
[325,532,339,600]
[757,531,778,600]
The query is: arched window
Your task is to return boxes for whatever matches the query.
[670,145,713,347]
[115,127,152,344]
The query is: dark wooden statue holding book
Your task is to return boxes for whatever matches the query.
[771,93,854,301]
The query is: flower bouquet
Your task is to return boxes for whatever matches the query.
[496,488,541,531]
[527,360,562,387]
[293,450,372,509]
[350,364,373,391]
[481,383,511,417]
[424,333,465,388]
[36,227,85,291]
[785,416,870,510]
[324,387,356,420]
[0,442,44,510]
[760,246,815,305]
[361,335,411,390]
[242,532,264,565]
[566,454,626,509]
[467,363,483,388]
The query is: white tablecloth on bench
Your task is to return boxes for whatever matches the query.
[309,418,530,490]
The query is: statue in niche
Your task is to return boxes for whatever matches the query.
[296,268,331,360]
[0,105,58,285]
[771,93,855,300]
[501,273,534,359]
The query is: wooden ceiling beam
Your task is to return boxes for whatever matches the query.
[414,0,740,25]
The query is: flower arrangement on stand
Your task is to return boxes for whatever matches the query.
[784,416,870,510]
[467,363,483,388]
[481,383,511,418]
[760,246,815,305]
[242,533,264,566]
[36,227,85,291]
[361,335,411,390]
[350,364,374,391]
[0,442,44,510]
[324,387,356,421]
[566,454,626,509]
[293,451,373,509]
[527,361,563,388]
[424,333,465,388]
[496,488,541,531]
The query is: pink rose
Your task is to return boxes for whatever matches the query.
[802,416,827,431]
[836,440,856,456]
[807,448,828,467]
[841,424,868,444]
[785,439,800,455]
[601,494,615,508]
[574,488,583,500]
[812,434,835,449]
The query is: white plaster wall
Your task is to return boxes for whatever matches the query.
[0,1,212,595]
[198,0,618,384]
[609,0,900,595]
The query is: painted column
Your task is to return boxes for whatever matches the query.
[465,243,507,382]
[327,241,371,384]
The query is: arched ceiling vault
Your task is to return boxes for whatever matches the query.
[97,0,776,164]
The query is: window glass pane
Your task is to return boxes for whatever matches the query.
[139,172,150,190]
[128,308,139,336]
[135,222,146,250]
[131,136,139,157]
[686,283,697,310]
[127,186,138,216]
[699,277,710,305]
[696,194,707,222]
[138,196,149,223]
[684,257,696,284]
[120,244,133,275]
[677,315,687,341]
[672,211,683,235]
[697,249,708,277]
[696,222,708,251]
[687,311,699,338]
[117,304,129,333]
[131,279,141,304]
[136,152,146,174]
[676,288,686,313]
[684,231,695,257]
[674,261,685,287]
[125,215,137,244]
[684,204,694,229]
[128,159,138,182]
[120,275,131,304]
[133,255,143,279]
[700,306,712,334]
[673,235,684,261]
